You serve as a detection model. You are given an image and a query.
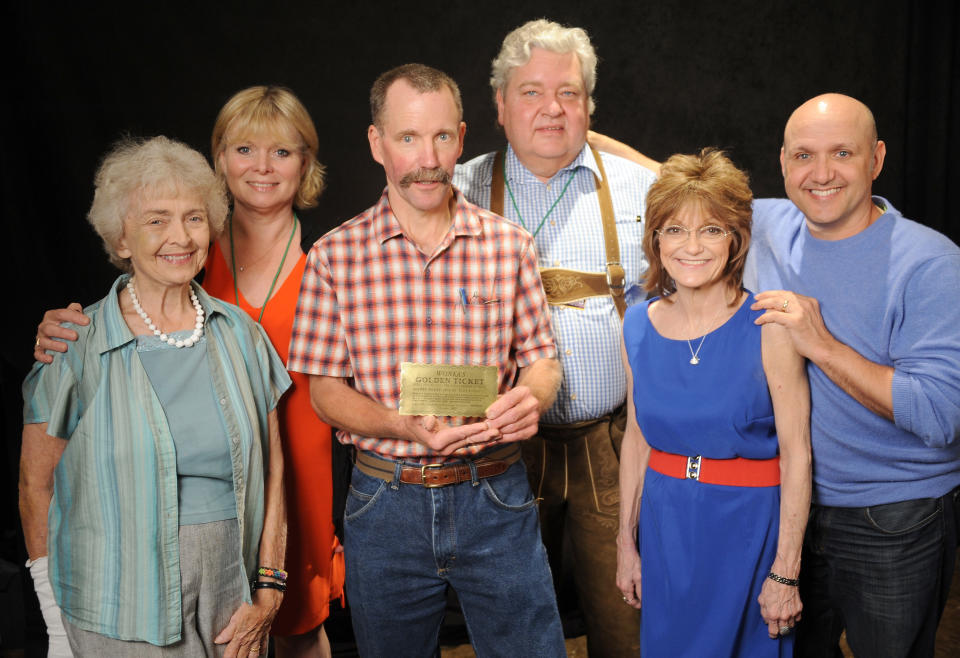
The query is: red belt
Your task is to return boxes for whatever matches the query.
[647,448,780,487]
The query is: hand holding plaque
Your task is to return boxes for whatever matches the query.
[399,363,498,417]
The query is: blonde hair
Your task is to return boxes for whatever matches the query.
[211,86,325,208]
[643,148,753,299]
[88,136,228,271]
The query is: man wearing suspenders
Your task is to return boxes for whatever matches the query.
[454,19,657,656]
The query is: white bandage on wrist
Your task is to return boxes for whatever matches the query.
[26,556,73,657]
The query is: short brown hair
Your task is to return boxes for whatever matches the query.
[211,85,326,209]
[370,63,463,129]
[643,148,753,299]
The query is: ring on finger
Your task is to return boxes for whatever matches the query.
[781,299,790,311]
[35,336,41,348]
[778,625,792,636]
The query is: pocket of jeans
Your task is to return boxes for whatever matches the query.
[864,497,942,534]
[344,468,387,521]
[480,463,538,512]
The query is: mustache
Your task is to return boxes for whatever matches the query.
[399,167,451,188]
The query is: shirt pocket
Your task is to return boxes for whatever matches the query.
[442,294,505,367]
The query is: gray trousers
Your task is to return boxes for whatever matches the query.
[63,518,247,657]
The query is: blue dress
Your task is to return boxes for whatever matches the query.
[622,294,791,657]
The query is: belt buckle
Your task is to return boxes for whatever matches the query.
[420,463,447,488]
[686,455,702,481]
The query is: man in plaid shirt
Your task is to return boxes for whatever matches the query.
[287,64,566,656]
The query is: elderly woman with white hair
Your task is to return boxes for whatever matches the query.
[19,136,290,658]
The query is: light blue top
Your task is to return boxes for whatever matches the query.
[138,335,237,526]
[454,144,656,423]
[22,275,291,646]
[745,197,960,506]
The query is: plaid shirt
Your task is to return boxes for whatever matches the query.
[287,188,556,460]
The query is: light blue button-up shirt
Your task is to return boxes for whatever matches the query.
[454,145,656,423]
[22,275,291,646]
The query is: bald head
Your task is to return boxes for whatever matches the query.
[784,93,877,150]
[779,93,886,240]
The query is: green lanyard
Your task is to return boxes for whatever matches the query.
[503,162,576,238]
[229,214,297,323]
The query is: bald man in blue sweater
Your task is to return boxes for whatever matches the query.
[746,93,960,658]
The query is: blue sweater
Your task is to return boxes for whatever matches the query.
[745,197,960,507]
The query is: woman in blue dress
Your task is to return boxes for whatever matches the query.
[616,149,811,656]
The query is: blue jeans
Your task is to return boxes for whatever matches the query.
[343,454,566,657]
[796,485,960,658]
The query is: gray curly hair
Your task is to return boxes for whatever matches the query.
[87,136,228,271]
[490,18,598,114]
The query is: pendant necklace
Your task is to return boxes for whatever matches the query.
[503,161,576,238]
[683,304,725,366]
[229,214,297,323]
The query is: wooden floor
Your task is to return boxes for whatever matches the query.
[442,554,960,657]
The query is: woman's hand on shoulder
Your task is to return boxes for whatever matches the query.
[214,588,283,658]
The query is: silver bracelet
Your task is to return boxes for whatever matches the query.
[767,571,799,587]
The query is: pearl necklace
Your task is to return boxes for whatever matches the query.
[127,279,204,348]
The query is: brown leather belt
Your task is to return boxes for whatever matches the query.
[355,444,521,488]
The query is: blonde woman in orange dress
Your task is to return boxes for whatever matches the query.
[35,87,345,658]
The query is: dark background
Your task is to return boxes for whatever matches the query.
[2,0,958,651]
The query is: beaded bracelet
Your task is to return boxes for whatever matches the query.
[767,571,799,587]
[257,567,288,582]
[251,579,287,593]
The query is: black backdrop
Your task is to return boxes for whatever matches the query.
[2,0,958,638]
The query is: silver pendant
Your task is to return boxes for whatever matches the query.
[689,356,700,365]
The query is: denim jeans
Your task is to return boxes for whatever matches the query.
[343,454,566,657]
[796,485,960,658]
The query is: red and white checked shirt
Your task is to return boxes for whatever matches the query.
[287,188,557,460]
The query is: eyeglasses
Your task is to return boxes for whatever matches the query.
[656,224,734,244]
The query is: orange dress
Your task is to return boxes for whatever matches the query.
[204,240,344,635]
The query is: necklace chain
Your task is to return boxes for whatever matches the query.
[127,279,204,348]
[229,214,297,324]
[683,304,726,366]
[503,156,577,238]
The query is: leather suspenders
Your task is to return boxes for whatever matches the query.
[491,146,626,319]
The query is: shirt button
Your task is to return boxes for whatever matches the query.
[219,398,227,405]
[426,317,432,326]
[553,261,560,267]
[550,220,556,227]
[425,268,431,278]
[565,349,572,355]
[570,393,577,400]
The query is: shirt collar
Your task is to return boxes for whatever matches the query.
[94,273,225,355]
[502,142,600,185]
[372,186,482,246]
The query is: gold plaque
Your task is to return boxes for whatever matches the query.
[399,363,499,417]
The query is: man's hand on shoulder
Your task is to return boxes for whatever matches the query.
[751,290,835,363]
[35,303,89,364]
